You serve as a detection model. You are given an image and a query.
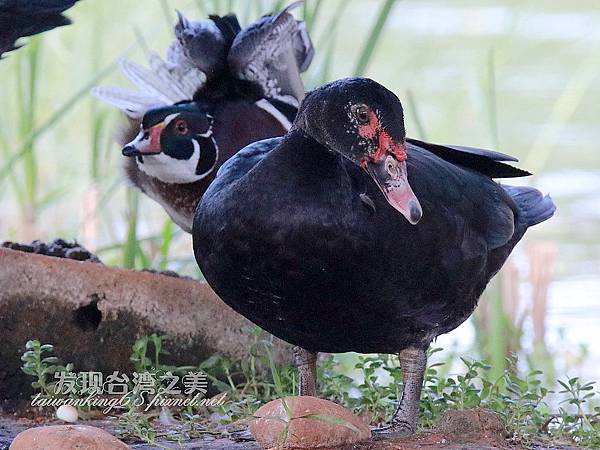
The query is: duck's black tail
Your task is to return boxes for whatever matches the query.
[503,185,556,228]
[0,0,79,57]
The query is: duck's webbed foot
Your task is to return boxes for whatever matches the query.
[372,421,414,439]
[372,347,427,439]
[293,346,318,397]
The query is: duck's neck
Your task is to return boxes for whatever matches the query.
[271,130,353,190]
[285,129,340,165]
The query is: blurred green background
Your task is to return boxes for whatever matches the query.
[0,0,598,383]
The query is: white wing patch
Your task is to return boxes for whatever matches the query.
[91,53,206,119]
[254,99,292,130]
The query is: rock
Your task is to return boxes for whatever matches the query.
[437,408,506,441]
[0,416,262,450]
[9,424,128,449]
[0,247,292,403]
[56,405,78,423]
[2,239,102,263]
[250,396,370,450]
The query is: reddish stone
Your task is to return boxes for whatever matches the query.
[250,396,370,450]
[10,425,128,449]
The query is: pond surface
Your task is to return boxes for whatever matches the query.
[332,1,600,381]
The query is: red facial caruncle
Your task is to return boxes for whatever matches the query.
[352,104,422,225]
[357,109,407,168]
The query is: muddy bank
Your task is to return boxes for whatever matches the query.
[0,247,291,404]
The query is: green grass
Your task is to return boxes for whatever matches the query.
[21,335,600,448]
[353,0,398,77]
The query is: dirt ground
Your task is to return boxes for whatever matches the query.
[0,409,583,450]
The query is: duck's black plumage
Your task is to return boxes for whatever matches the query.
[194,133,553,353]
[0,0,79,57]
[193,77,555,434]
[405,138,532,179]
[193,78,555,354]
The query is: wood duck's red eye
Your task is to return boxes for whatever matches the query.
[175,119,189,135]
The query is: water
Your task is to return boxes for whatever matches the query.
[336,1,600,381]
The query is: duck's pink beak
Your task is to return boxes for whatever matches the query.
[361,135,422,225]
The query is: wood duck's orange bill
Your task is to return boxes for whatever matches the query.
[122,123,165,157]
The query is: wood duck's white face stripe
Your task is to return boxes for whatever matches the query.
[136,133,219,185]
[138,150,201,184]
[197,114,214,138]
[254,99,292,130]
[163,113,180,126]
[193,136,219,179]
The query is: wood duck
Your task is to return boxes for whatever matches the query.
[0,0,79,57]
[192,78,556,436]
[93,1,313,232]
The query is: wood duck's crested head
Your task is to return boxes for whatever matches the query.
[293,77,422,224]
[122,102,219,184]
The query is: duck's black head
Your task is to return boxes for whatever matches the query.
[122,102,219,184]
[294,77,422,224]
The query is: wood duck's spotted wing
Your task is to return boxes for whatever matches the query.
[228,0,314,105]
[91,52,208,119]
[90,12,236,119]
[174,12,241,79]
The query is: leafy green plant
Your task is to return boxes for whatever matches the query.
[552,377,600,448]
[123,332,590,449]
[20,335,600,448]
[130,333,169,373]
[20,340,74,400]
[118,409,172,450]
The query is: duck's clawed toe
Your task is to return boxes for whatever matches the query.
[371,421,415,440]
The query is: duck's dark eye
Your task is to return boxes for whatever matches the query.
[175,119,189,135]
[352,104,371,124]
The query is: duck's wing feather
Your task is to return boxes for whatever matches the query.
[0,0,79,57]
[210,137,282,193]
[92,12,236,119]
[406,138,531,178]
[406,147,518,251]
[91,55,207,119]
[173,12,240,80]
[227,1,314,106]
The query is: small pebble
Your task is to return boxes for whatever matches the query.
[158,406,179,425]
[56,405,78,423]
